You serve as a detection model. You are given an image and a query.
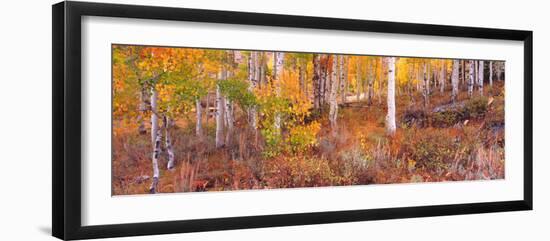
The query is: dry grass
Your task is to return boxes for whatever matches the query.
[112,82,505,195]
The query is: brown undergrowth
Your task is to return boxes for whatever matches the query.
[112,82,505,195]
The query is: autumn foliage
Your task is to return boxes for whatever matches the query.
[112,44,505,195]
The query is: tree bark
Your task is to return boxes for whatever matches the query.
[426,63,431,97]
[215,69,225,148]
[224,99,234,146]
[259,52,267,87]
[439,63,446,93]
[329,55,340,129]
[461,60,466,90]
[248,51,258,130]
[149,87,161,193]
[137,85,148,135]
[322,55,330,106]
[421,63,430,108]
[356,57,361,101]
[386,57,396,136]
[340,56,347,103]
[164,115,175,170]
[451,59,459,103]
[205,92,210,123]
[195,99,202,136]
[489,61,493,87]
[478,60,484,95]
[468,60,474,98]
[313,54,321,110]
[367,59,375,105]
[273,52,285,132]
[299,59,306,95]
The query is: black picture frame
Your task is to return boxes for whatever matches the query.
[52,1,533,240]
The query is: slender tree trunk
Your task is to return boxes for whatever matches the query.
[496,62,502,82]
[468,60,474,98]
[329,55,340,129]
[195,99,202,136]
[432,66,441,91]
[323,56,331,105]
[478,60,484,95]
[386,57,396,136]
[422,63,429,107]
[137,85,148,135]
[408,64,415,105]
[439,63,446,93]
[215,69,225,148]
[248,51,258,130]
[259,52,266,87]
[356,57,361,102]
[368,60,375,105]
[164,115,175,170]
[149,87,161,193]
[205,92,211,123]
[340,56,347,103]
[320,56,327,108]
[474,61,478,92]
[313,54,321,111]
[451,60,459,103]
[489,61,493,87]
[461,60,466,90]
[273,52,285,132]
[224,99,234,146]
[426,63,431,97]
[377,59,384,105]
[299,59,306,94]
[224,51,236,146]
[363,59,368,101]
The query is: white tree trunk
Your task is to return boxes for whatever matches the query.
[340,56,346,103]
[439,64,446,93]
[329,55,340,129]
[386,57,396,136]
[215,70,225,148]
[451,59,459,103]
[149,87,161,193]
[426,63,431,97]
[195,99,202,136]
[468,60,474,98]
[248,52,258,130]
[224,99,234,146]
[422,63,429,107]
[299,59,306,94]
[489,61,493,87]
[478,60,484,95]
[356,57,361,101]
[367,61,375,105]
[137,86,148,135]
[225,63,235,146]
[313,54,321,110]
[273,52,285,132]
[496,62,502,82]
[164,116,175,170]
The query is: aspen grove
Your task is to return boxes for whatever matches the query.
[112,45,505,194]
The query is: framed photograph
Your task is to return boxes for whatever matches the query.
[52,1,533,240]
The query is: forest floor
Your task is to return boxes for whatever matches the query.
[112,82,505,195]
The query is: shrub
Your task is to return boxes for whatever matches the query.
[339,146,375,184]
[262,156,338,188]
[486,97,505,129]
[462,96,488,119]
[402,109,428,127]
[432,110,463,127]
[260,126,283,158]
[289,121,321,154]
[404,129,456,171]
